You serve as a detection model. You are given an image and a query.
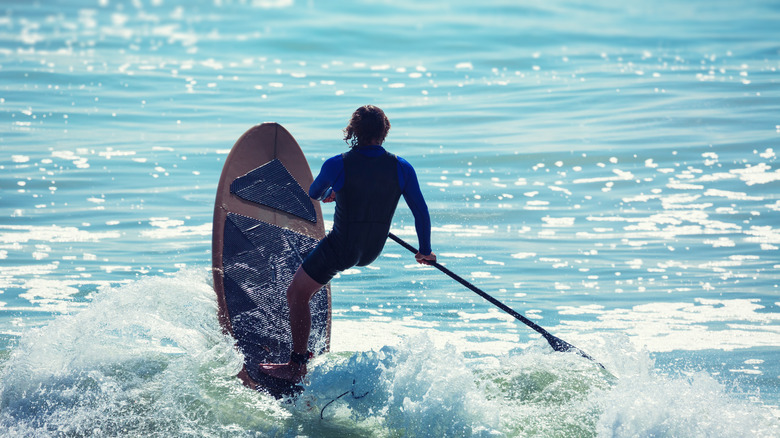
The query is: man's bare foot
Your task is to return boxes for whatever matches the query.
[258,362,307,383]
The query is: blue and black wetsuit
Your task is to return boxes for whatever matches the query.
[301,145,432,285]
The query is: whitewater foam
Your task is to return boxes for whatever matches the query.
[2,271,777,437]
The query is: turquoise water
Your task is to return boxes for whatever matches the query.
[1,0,779,436]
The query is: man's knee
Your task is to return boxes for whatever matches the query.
[287,267,323,305]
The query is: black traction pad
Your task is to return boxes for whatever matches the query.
[230,159,317,223]
[222,213,329,374]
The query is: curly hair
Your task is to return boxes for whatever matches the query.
[343,105,391,148]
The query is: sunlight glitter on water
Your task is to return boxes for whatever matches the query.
[2,0,779,434]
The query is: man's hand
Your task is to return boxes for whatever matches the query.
[415,251,437,265]
[317,187,336,203]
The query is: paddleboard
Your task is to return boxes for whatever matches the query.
[212,123,331,397]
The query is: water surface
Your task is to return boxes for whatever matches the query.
[1,0,779,436]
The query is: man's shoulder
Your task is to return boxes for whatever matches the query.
[324,154,345,166]
[319,154,345,176]
[395,155,415,171]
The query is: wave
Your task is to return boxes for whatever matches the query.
[1,270,777,436]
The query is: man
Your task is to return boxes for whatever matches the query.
[259,105,436,382]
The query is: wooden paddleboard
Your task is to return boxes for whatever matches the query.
[212,123,331,397]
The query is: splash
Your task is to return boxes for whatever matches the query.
[0,270,288,436]
[1,271,777,437]
[300,337,502,436]
[298,334,778,437]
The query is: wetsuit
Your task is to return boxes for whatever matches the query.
[301,145,432,284]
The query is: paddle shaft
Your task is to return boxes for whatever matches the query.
[388,232,603,368]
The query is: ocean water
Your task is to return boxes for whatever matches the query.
[1,0,779,436]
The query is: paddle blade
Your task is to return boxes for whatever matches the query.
[546,335,605,369]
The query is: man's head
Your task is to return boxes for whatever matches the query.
[343,105,391,148]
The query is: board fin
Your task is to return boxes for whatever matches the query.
[230,159,317,223]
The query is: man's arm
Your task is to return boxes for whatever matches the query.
[398,157,432,256]
[309,155,344,201]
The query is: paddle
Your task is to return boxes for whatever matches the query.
[388,232,604,369]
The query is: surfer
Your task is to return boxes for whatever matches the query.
[258,105,436,383]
